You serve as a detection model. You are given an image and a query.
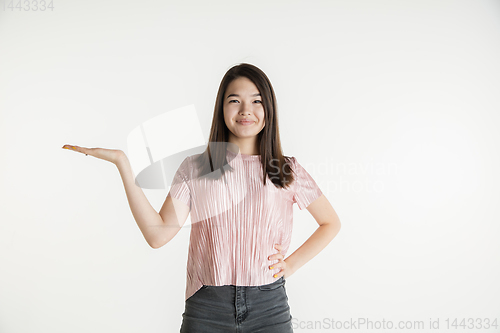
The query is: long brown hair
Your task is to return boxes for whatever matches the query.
[194,63,295,189]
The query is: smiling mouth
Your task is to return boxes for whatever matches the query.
[237,120,255,125]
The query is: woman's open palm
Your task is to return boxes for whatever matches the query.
[62,144,124,165]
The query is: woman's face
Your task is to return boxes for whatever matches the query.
[223,77,265,141]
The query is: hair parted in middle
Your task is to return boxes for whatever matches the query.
[194,63,296,189]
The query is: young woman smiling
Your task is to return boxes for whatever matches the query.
[63,63,341,333]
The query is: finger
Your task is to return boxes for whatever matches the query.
[269,252,285,261]
[269,262,281,270]
[270,264,280,277]
[268,254,280,261]
[273,268,284,278]
[63,145,89,156]
[62,145,81,152]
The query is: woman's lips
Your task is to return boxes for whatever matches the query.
[237,120,254,125]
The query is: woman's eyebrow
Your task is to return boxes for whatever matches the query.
[226,93,261,99]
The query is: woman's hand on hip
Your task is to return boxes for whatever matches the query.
[268,244,292,279]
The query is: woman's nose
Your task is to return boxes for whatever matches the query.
[239,101,253,114]
[239,105,252,115]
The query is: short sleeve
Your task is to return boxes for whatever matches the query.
[291,157,323,210]
[168,156,191,209]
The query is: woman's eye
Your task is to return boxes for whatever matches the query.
[228,100,262,103]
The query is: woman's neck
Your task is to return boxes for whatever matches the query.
[227,138,259,155]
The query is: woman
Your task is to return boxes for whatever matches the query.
[63,63,341,332]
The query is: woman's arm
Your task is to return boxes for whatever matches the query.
[284,194,341,276]
[115,153,189,249]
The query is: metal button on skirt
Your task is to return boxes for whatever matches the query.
[180,276,293,333]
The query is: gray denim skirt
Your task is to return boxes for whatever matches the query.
[180,276,293,332]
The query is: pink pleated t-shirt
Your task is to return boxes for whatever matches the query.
[168,148,323,302]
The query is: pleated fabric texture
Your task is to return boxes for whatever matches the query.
[168,148,323,302]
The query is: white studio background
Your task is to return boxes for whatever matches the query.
[1,1,500,332]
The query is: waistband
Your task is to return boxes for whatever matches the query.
[202,276,286,289]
